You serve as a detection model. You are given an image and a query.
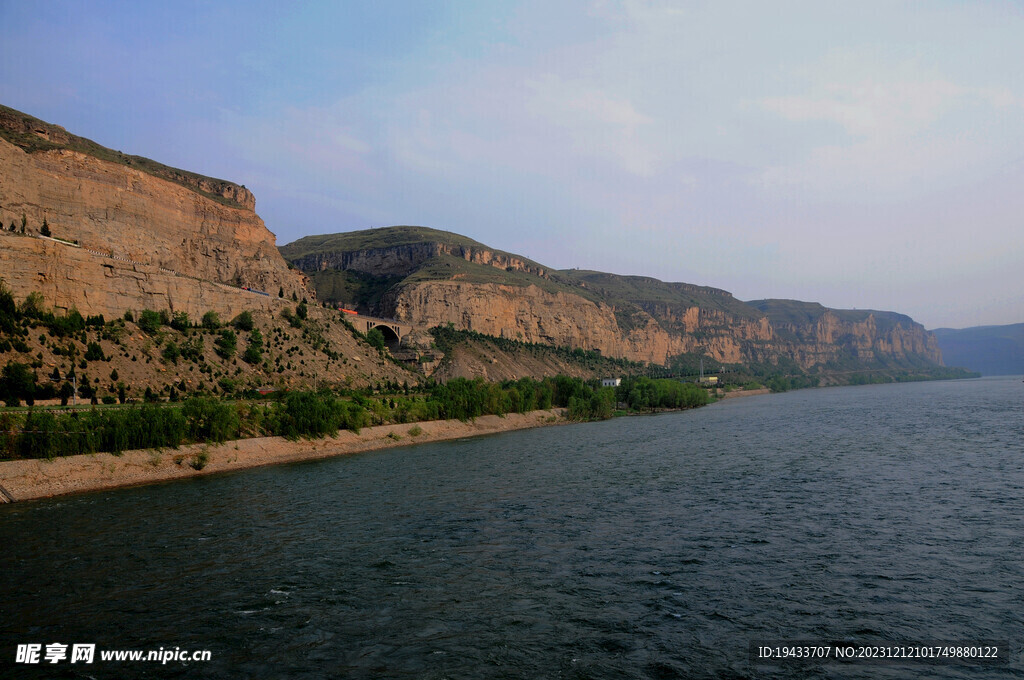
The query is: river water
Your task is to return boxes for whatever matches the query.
[2,376,1022,678]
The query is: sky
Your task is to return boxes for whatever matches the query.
[1,0,1022,329]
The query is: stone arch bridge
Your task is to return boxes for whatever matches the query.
[344,314,412,347]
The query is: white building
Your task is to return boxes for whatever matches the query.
[601,378,621,387]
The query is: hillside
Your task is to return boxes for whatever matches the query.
[0,105,420,395]
[0,105,307,314]
[0,104,967,391]
[932,323,1024,375]
[282,226,951,377]
[0,104,253,208]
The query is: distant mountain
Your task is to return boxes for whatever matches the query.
[931,323,1024,375]
[282,226,951,380]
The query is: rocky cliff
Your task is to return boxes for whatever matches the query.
[282,226,549,279]
[0,106,308,319]
[748,300,943,368]
[386,281,772,366]
[0,230,286,321]
[283,227,947,373]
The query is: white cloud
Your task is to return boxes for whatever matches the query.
[753,52,1024,198]
[524,73,657,176]
[760,78,966,139]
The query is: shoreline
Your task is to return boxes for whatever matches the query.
[0,409,567,502]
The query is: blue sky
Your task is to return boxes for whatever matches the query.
[2,0,1022,329]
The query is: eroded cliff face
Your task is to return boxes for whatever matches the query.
[385,280,943,370]
[769,311,943,366]
[0,137,306,303]
[386,281,772,366]
[0,231,289,321]
[292,242,547,279]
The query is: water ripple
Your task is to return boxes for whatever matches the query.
[2,376,1022,679]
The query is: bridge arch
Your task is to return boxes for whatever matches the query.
[367,322,402,349]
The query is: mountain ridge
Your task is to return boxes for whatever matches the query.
[282,226,948,375]
[931,322,1024,375]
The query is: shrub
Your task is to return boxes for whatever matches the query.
[138,309,161,334]
[0,362,36,406]
[215,329,237,359]
[201,311,221,330]
[232,311,254,331]
[366,328,386,352]
[242,329,263,364]
[170,311,190,332]
[182,397,239,444]
[189,450,209,470]
[179,335,204,361]
[84,342,105,361]
[162,341,180,364]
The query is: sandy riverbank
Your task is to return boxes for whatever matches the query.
[0,409,566,502]
[718,387,772,399]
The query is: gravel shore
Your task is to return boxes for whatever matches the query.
[0,409,566,502]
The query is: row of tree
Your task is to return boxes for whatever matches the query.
[1,373,714,460]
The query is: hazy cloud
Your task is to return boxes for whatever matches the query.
[2,0,1023,327]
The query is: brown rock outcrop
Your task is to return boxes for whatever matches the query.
[766,309,942,366]
[386,281,770,365]
[291,242,547,279]
[0,134,308,315]
[0,230,289,320]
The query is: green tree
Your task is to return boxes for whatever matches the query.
[365,328,386,352]
[84,342,105,361]
[40,217,51,237]
[20,291,45,317]
[201,311,221,330]
[162,340,181,364]
[242,328,263,364]
[138,309,161,334]
[0,362,36,406]
[232,311,254,331]
[215,329,237,359]
[170,311,190,332]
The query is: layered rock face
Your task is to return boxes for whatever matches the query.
[297,230,945,370]
[387,281,943,368]
[0,137,304,296]
[747,300,943,368]
[0,133,307,318]
[290,241,548,279]
[0,231,287,320]
[386,281,776,366]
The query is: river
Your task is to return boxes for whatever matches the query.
[2,376,1022,678]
